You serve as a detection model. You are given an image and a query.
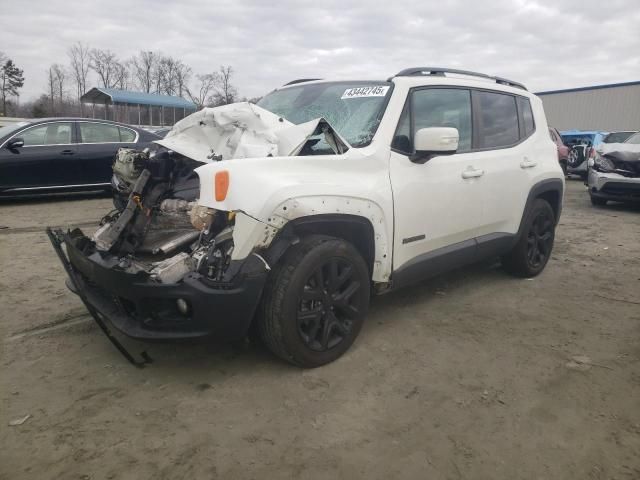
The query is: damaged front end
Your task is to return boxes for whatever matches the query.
[47,145,271,354]
[47,101,353,363]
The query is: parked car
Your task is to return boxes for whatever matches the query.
[0,118,159,195]
[602,131,637,144]
[549,127,569,175]
[560,130,607,179]
[49,67,564,368]
[588,131,640,206]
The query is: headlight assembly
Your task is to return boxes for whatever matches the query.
[593,156,615,172]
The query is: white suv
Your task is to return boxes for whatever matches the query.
[49,67,564,368]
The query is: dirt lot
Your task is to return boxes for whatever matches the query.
[1,180,639,480]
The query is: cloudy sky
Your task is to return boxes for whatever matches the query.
[3,0,639,102]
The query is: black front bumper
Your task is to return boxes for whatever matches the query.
[48,228,268,343]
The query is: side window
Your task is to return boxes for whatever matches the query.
[392,88,472,154]
[517,96,535,138]
[476,91,519,148]
[119,127,136,142]
[79,123,121,143]
[21,123,72,146]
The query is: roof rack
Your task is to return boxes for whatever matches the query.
[284,78,322,86]
[389,67,527,91]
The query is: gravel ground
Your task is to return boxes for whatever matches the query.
[1,181,639,480]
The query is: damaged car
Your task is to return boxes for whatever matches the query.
[588,131,640,205]
[49,68,564,368]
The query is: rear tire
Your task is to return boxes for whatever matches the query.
[502,199,556,278]
[258,235,370,368]
[590,195,607,206]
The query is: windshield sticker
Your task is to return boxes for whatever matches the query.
[341,86,390,99]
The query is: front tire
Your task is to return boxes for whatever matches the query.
[258,235,370,367]
[502,199,556,278]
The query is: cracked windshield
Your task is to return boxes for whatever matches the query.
[257,82,392,149]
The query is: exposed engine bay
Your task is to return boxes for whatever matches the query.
[89,147,234,285]
[82,102,350,286]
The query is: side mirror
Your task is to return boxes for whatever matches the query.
[6,137,25,149]
[411,127,459,163]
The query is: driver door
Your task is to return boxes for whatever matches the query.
[0,121,76,190]
[389,87,484,284]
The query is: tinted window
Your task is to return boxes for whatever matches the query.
[21,123,72,146]
[477,91,519,148]
[80,123,121,143]
[392,88,472,154]
[119,127,136,142]
[517,97,535,137]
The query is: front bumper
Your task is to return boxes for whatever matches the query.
[588,169,640,203]
[48,228,268,342]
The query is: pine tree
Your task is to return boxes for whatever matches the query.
[1,58,25,116]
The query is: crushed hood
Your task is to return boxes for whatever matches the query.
[155,102,349,162]
[597,142,640,156]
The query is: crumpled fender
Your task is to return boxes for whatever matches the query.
[195,152,394,282]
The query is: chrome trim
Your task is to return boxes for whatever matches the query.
[1,120,140,148]
[3,183,111,192]
[1,120,74,148]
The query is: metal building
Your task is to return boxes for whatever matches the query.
[536,81,640,132]
[81,87,197,127]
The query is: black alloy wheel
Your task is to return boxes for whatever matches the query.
[501,198,556,278]
[296,258,361,352]
[526,209,554,269]
[258,235,370,367]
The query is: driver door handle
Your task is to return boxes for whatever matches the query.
[60,149,75,155]
[461,167,485,179]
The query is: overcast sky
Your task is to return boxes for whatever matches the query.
[3,0,639,102]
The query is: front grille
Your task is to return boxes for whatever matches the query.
[601,182,640,197]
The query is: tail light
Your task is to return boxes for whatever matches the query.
[589,147,596,158]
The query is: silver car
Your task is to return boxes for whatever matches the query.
[588,132,640,206]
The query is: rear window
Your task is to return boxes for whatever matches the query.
[517,97,535,138]
[476,91,519,148]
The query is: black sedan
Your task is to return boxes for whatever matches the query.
[0,118,159,195]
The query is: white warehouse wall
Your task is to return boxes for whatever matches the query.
[537,82,640,132]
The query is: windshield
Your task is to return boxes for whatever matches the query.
[604,131,634,143]
[625,132,640,144]
[257,81,392,148]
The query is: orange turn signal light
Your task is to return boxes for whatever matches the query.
[215,170,229,201]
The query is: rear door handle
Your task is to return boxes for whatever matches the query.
[60,149,75,155]
[461,167,485,179]
[520,158,537,169]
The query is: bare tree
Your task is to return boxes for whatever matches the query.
[131,51,157,93]
[174,61,192,98]
[113,61,130,90]
[209,65,238,106]
[67,42,90,102]
[52,64,66,105]
[157,56,178,95]
[46,64,66,114]
[185,73,217,109]
[89,48,120,88]
[47,66,56,113]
